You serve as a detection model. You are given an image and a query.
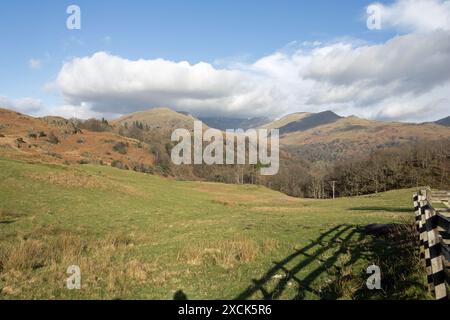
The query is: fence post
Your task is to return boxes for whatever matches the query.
[424,205,447,300]
[415,189,448,300]
[413,192,426,264]
[419,190,434,295]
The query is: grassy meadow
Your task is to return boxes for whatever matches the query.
[0,158,429,299]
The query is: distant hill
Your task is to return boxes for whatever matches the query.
[2,105,450,166]
[260,110,342,134]
[112,107,203,131]
[277,111,341,135]
[436,116,450,127]
[257,109,450,161]
[280,114,450,161]
[199,116,271,130]
[260,112,312,129]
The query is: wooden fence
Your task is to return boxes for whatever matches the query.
[413,189,450,300]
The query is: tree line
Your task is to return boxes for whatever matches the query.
[77,117,450,199]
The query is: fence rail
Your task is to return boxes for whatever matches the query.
[413,189,450,300]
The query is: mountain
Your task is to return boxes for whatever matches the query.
[260,112,312,129]
[256,109,450,161]
[279,114,450,161]
[112,107,203,131]
[436,116,450,127]
[199,116,271,130]
[2,105,450,167]
[267,110,342,135]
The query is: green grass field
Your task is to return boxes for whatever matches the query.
[0,158,429,300]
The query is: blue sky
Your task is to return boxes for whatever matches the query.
[0,0,449,121]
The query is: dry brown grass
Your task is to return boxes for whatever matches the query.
[262,239,279,253]
[0,107,155,170]
[23,170,147,197]
[25,171,106,188]
[177,237,261,269]
[0,227,152,298]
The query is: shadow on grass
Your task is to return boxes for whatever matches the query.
[173,290,188,300]
[0,211,23,224]
[349,206,412,213]
[235,223,428,300]
[0,220,17,224]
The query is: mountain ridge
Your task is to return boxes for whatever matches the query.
[112,107,203,131]
[2,106,450,165]
[436,116,450,127]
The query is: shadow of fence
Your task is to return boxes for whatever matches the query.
[235,223,428,300]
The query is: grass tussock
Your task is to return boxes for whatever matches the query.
[177,237,269,269]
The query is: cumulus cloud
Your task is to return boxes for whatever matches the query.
[55,51,281,117]
[302,31,450,115]
[45,103,111,119]
[0,96,44,114]
[371,0,450,33]
[53,31,450,121]
[46,0,450,122]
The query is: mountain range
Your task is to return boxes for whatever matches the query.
[1,106,449,165]
[109,107,450,161]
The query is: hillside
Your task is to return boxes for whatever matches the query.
[112,107,204,131]
[5,105,447,166]
[436,116,450,127]
[199,116,271,130]
[0,158,429,299]
[0,108,154,169]
[278,114,450,161]
[278,111,342,134]
[260,112,312,129]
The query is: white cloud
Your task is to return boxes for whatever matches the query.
[40,0,449,122]
[370,0,450,33]
[45,103,112,119]
[0,96,44,114]
[52,29,450,122]
[302,31,450,114]
[55,51,279,117]
[29,58,42,70]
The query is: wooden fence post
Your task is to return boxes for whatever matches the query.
[424,205,447,300]
[414,189,448,300]
[419,190,434,295]
[413,192,426,264]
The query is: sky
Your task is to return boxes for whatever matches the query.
[0,0,449,122]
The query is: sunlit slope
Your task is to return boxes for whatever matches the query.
[280,115,450,161]
[112,107,204,131]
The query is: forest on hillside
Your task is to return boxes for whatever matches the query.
[78,118,450,199]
